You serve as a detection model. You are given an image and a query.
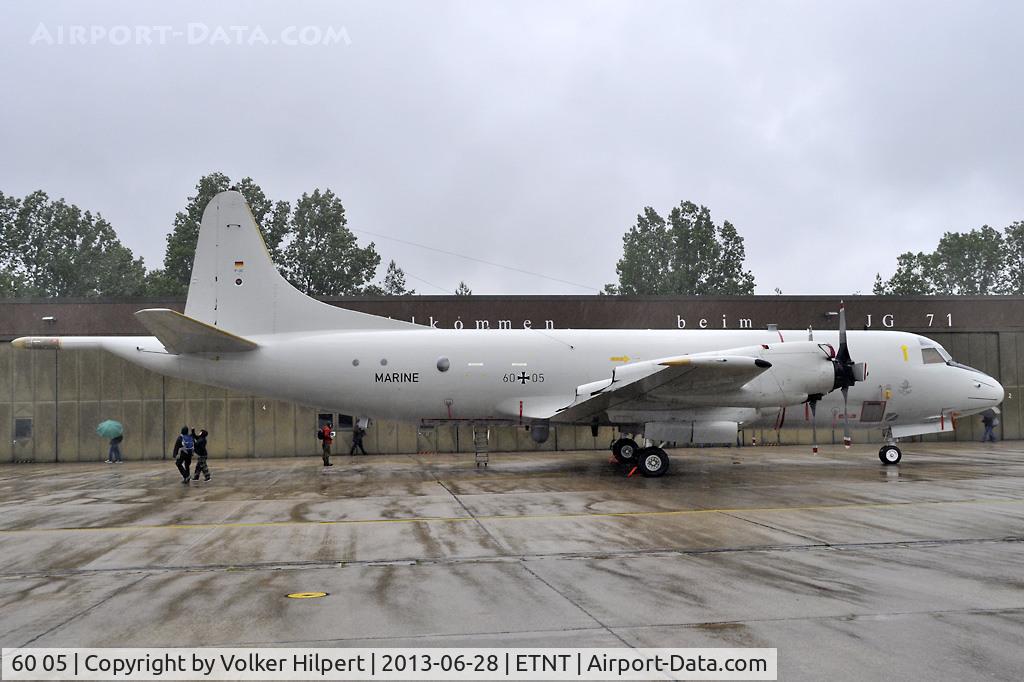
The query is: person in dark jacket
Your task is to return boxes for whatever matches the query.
[191,429,211,481]
[350,426,367,456]
[981,412,998,442]
[173,426,194,484]
[106,434,123,464]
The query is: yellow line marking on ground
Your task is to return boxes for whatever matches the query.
[2,498,1023,535]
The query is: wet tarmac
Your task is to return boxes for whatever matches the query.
[1,443,1023,680]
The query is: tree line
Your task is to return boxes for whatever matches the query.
[0,172,418,298]
[1,172,1020,298]
[873,221,1024,295]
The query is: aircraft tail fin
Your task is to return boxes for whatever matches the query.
[183,190,417,335]
[135,308,258,354]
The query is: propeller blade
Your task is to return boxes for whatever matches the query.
[810,398,818,455]
[842,385,852,448]
[836,302,852,366]
[839,302,847,346]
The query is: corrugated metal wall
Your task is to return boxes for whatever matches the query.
[1,334,1015,462]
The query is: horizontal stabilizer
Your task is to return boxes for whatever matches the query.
[134,309,258,355]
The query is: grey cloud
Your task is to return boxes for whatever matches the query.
[1,0,1021,295]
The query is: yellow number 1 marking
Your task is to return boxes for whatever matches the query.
[900,345,908,361]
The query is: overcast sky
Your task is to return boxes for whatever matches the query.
[1,1,1022,295]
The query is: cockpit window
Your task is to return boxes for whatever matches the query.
[917,338,983,372]
[918,338,953,363]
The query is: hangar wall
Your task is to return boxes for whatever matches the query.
[1,296,1021,462]
[0,343,616,462]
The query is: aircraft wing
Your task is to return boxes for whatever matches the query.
[551,354,772,424]
[134,309,258,355]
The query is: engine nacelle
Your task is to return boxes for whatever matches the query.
[757,342,836,402]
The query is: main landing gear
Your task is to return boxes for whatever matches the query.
[611,438,669,477]
[611,437,639,464]
[638,447,670,477]
[878,444,902,465]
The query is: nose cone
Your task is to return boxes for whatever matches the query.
[973,374,1004,404]
[991,377,1006,404]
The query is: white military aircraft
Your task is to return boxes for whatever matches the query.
[13,191,1005,475]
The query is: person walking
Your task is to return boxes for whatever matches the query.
[350,425,367,456]
[319,422,334,466]
[106,434,124,464]
[191,429,211,481]
[981,412,999,443]
[173,426,195,484]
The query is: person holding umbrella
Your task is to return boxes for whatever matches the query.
[97,420,124,464]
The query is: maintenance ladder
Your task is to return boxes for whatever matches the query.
[473,425,490,467]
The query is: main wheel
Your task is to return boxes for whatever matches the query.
[879,445,902,465]
[638,447,669,477]
[612,438,640,464]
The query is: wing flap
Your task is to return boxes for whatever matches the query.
[553,353,771,423]
[134,309,258,355]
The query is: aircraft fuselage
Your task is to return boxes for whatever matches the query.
[90,327,1002,432]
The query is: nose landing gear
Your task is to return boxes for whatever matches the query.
[878,428,902,465]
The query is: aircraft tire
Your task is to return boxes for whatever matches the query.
[638,447,669,477]
[612,438,640,463]
[879,445,902,465]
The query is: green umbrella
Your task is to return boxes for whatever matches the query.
[96,420,123,439]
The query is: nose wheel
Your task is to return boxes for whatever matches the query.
[878,445,902,465]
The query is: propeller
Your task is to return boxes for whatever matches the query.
[808,393,822,454]
[831,302,868,448]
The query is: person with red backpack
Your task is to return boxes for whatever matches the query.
[318,422,334,467]
[173,426,195,484]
